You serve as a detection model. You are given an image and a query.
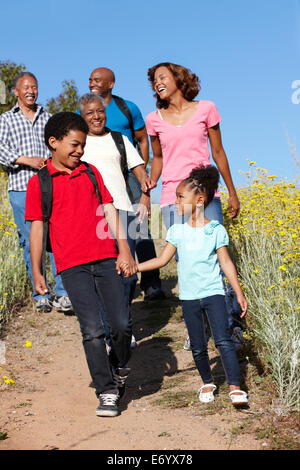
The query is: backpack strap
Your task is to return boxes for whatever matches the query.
[112,95,135,140]
[37,162,104,277]
[37,164,53,277]
[111,95,142,154]
[104,128,135,204]
[81,161,103,206]
[106,128,128,181]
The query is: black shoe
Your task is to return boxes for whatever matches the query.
[144,287,165,301]
[112,366,130,398]
[96,389,119,417]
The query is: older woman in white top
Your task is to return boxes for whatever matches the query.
[79,93,155,349]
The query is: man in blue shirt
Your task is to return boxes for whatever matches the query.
[88,67,164,301]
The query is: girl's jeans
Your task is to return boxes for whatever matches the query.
[60,258,132,397]
[181,295,241,386]
[161,197,242,329]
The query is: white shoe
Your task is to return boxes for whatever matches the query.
[131,335,137,349]
[198,384,217,403]
[52,295,73,312]
[35,297,52,313]
[183,337,191,350]
[229,390,248,406]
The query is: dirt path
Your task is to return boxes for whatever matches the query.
[0,276,265,452]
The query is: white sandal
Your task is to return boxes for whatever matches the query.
[198,384,217,403]
[229,390,248,406]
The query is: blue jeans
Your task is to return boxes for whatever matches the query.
[161,198,241,328]
[9,190,67,301]
[60,259,132,396]
[127,172,161,292]
[182,295,240,386]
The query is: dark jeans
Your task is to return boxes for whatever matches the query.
[182,295,240,386]
[60,258,132,396]
[127,172,161,291]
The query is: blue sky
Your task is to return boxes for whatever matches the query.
[1,0,299,201]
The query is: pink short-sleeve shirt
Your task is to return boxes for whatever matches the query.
[146,100,221,207]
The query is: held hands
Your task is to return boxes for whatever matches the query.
[140,176,156,193]
[116,252,138,278]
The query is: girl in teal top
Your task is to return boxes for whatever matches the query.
[133,165,248,406]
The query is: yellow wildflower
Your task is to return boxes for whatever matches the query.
[278,265,287,271]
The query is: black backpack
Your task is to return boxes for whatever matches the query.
[38,161,103,276]
[105,128,134,202]
[112,95,142,155]
[106,127,128,181]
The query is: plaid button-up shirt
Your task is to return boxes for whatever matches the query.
[0,103,51,191]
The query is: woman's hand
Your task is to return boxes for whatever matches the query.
[237,293,248,318]
[227,192,240,219]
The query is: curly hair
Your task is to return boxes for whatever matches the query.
[147,62,200,109]
[44,112,89,150]
[183,165,220,207]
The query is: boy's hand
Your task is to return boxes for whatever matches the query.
[34,274,48,296]
[237,294,248,318]
[116,253,137,277]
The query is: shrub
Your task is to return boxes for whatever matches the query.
[222,162,300,414]
[0,170,30,329]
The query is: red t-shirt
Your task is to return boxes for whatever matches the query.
[25,159,118,273]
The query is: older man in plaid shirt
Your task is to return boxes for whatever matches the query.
[0,72,73,313]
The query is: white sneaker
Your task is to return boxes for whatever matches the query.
[131,335,137,349]
[36,297,52,313]
[96,390,119,417]
[52,296,73,313]
[112,366,131,398]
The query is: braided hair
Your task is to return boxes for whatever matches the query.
[183,165,220,208]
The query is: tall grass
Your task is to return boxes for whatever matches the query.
[0,169,30,330]
[222,162,300,414]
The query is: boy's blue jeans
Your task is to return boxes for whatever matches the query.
[9,190,67,301]
[161,197,242,329]
[181,295,240,386]
[60,258,132,396]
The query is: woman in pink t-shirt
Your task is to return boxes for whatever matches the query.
[146,62,240,226]
[146,62,243,339]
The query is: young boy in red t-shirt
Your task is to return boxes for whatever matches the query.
[25,112,136,417]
